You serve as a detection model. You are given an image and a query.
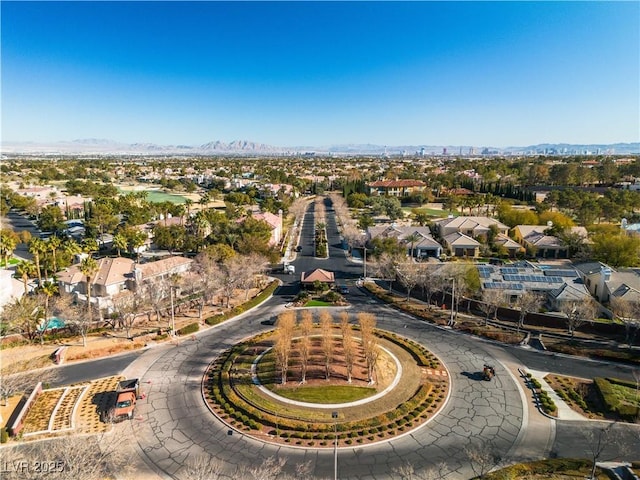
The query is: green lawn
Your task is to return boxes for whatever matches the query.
[274,385,376,403]
[304,300,332,307]
[403,206,458,217]
[610,382,640,408]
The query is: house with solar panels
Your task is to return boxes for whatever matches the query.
[477,261,591,308]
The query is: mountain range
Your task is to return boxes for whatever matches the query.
[2,139,638,156]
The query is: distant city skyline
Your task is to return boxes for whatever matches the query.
[2,1,639,147]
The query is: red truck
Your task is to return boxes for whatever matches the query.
[104,379,140,422]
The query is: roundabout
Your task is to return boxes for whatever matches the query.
[202,324,450,448]
[124,297,526,480]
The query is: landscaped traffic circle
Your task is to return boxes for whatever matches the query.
[202,326,450,448]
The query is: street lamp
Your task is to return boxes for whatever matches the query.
[448,277,456,327]
[170,285,176,336]
[332,411,339,480]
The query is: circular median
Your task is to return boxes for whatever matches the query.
[202,328,450,448]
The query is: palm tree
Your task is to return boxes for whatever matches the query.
[113,233,128,257]
[29,237,47,284]
[184,198,193,217]
[61,238,82,263]
[128,230,147,262]
[79,256,99,334]
[15,260,37,295]
[47,235,62,273]
[39,280,59,321]
[82,238,99,255]
[404,233,420,259]
[0,229,17,268]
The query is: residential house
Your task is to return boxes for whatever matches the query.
[441,232,481,258]
[367,179,427,197]
[57,257,135,309]
[575,262,640,304]
[133,256,193,285]
[493,234,525,258]
[251,210,283,247]
[513,225,588,259]
[546,282,593,311]
[478,261,588,307]
[367,224,442,259]
[57,255,193,310]
[434,216,509,239]
[1,269,27,311]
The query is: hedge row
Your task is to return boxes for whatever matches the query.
[594,377,639,421]
[376,330,441,369]
[205,280,279,326]
[177,322,199,336]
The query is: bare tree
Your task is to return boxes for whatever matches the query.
[319,310,334,380]
[298,310,313,384]
[236,456,289,480]
[392,461,447,480]
[560,298,598,340]
[582,423,623,480]
[0,359,59,406]
[143,277,170,323]
[371,252,401,292]
[417,265,441,309]
[2,432,130,480]
[609,296,640,348]
[219,255,245,308]
[110,289,147,339]
[183,454,228,480]
[395,258,422,301]
[274,310,296,385]
[339,311,355,383]
[52,292,95,347]
[464,441,499,480]
[193,251,223,306]
[237,253,270,300]
[514,291,544,333]
[478,288,504,326]
[358,312,378,384]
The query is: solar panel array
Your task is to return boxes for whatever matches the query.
[483,282,524,290]
[503,274,563,284]
[500,267,520,275]
[477,265,494,278]
[543,269,578,277]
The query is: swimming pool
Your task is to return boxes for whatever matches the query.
[39,317,66,331]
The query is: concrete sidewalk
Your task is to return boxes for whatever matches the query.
[528,369,587,421]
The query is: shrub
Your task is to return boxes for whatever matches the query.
[177,322,199,335]
[0,427,8,443]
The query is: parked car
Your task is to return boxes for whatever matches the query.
[295,245,302,252]
[337,285,349,294]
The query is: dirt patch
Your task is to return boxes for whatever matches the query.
[0,395,23,429]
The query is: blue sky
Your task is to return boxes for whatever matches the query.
[2,1,638,147]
